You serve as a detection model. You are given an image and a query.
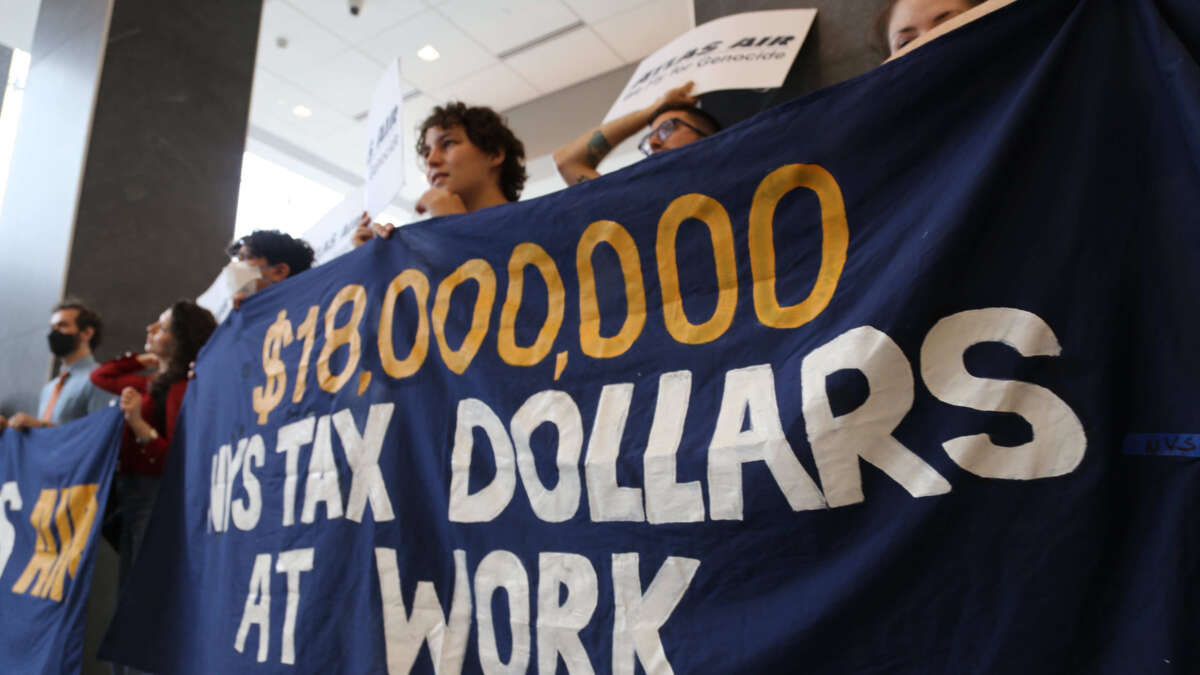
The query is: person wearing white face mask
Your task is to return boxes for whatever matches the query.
[0,300,114,431]
[225,229,316,308]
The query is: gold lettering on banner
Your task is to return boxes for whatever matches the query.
[12,485,98,602]
[317,284,368,393]
[577,220,646,359]
[253,310,293,425]
[292,305,320,402]
[432,259,496,375]
[656,194,738,345]
[749,164,849,329]
[378,269,431,379]
[498,243,565,367]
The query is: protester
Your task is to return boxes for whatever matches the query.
[352,102,527,245]
[874,0,986,57]
[552,81,721,185]
[89,301,216,629]
[0,300,114,431]
[226,229,315,307]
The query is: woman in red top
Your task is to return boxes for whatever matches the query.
[91,300,216,593]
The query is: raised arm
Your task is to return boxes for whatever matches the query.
[553,82,698,185]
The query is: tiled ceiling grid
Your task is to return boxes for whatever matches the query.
[251,0,694,203]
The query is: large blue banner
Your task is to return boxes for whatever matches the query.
[102,0,1200,672]
[0,408,123,674]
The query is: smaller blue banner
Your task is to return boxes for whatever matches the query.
[0,408,124,674]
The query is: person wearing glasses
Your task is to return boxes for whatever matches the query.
[553,81,722,185]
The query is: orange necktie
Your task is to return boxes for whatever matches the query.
[40,371,69,423]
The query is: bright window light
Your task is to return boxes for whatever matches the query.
[0,49,32,214]
[234,152,343,240]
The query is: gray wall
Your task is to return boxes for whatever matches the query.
[0,0,113,414]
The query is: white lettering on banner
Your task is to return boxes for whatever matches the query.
[0,481,22,578]
[275,548,315,665]
[231,435,266,531]
[537,553,598,675]
[920,308,1087,478]
[511,391,584,523]
[802,326,953,508]
[612,554,701,675]
[375,548,471,675]
[210,439,248,533]
[333,403,397,523]
[475,550,532,674]
[644,371,706,524]
[584,384,645,522]
[234,549,316,666]
[449,399,517,523]
[373,549,687,673]
[276,417,316,527]
[206,308,1086,535]
[235,553,272,663]
[708,364,826,519]
[301,416,344,523]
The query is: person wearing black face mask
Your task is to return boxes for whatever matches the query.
[0,300,115,431]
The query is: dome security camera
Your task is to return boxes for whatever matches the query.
[349,0,364,16]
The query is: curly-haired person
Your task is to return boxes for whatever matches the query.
[353,102,527,245]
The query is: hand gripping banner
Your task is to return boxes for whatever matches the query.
[101,0,1200,672]
[0,408,123,674]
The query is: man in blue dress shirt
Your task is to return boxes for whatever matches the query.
[0,300,114,430]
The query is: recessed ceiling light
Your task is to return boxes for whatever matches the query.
[417,44,440,61]
[292,104,313,118]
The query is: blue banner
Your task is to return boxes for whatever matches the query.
[0,408,123,674]
[102,0,1200,672]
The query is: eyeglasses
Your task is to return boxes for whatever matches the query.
[638,117,710,156]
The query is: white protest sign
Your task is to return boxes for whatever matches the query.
[604,9,817,123]
[364,58,405,218]
[303,185,366,266]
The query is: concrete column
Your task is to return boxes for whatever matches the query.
[65,0,263,357]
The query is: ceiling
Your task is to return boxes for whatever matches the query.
[250,0,694,205]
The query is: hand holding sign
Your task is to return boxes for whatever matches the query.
[604,9,817,122]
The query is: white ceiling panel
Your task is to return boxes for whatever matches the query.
[363,10,496,92]
[311,121,369,176]
[505,27,622,97]
[257,0,350,80]
[438,0,577,55]
[302,48,401,117]
[252,70,349,143]
[281,0,427,46]
[591,0,694,63]
[433,63,539,111]
[559,0,653,25]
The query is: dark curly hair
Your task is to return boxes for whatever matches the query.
[148,300,217,417]
[416,102,527,203]
[227,229,315,276]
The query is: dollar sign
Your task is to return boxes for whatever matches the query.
[252,309,294,425]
